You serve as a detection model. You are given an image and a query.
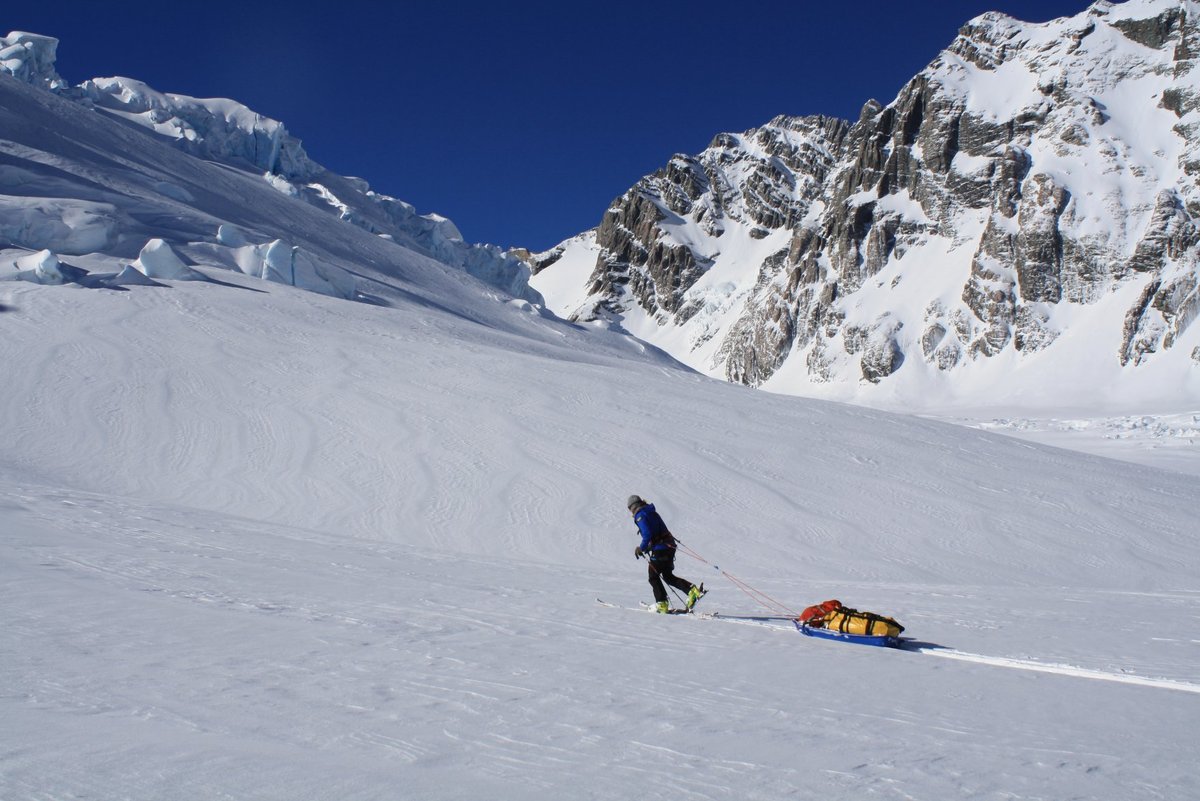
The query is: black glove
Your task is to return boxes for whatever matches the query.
[634,546,644,559]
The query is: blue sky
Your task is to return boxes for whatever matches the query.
[9,1,1095,250]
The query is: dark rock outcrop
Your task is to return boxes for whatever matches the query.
[540,0,1200,391]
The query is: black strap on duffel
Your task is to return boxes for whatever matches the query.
[828,606,905,635]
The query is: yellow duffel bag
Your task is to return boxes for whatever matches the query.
[823,607,904,638]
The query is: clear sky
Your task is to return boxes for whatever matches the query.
[8,0,1097,251]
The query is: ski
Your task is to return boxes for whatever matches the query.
[596,599,753,623]
[594,598,691,615]
[639,601,693,615]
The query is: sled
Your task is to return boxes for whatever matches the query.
[795,620,901,647]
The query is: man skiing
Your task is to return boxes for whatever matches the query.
[627,495,704,613]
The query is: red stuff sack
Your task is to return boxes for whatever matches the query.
[798,599,842,626]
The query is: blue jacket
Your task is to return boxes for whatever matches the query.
[634,503,676,553]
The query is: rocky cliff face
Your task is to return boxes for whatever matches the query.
[589,115,848,323]
[532,0,1200,401]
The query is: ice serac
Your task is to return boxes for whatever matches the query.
[0,31,539,304]
[131,238,216,282]
[532,0,1200,402]
[71,77,538,301]
[0,32,65,91]
[79,76,318,180]
[15,249,63,283]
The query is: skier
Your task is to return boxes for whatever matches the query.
[627,495,704,613]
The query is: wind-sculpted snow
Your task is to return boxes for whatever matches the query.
[0,194,117,255]
[1,273,1198,800]
[0,31,537,303]
[532,0,1200,413]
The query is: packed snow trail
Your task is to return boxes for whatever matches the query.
[903,643,1200,694]
[615,605,1200,694]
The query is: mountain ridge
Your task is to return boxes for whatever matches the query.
[531,0,1200,411]
[0,30,537,302]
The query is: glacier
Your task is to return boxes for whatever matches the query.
[0,29,539,304]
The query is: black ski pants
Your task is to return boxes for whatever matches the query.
[647,553,693,604]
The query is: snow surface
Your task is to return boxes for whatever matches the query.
[955,409,1200,477]
[3,265,1199,800]
[529,232,603,320]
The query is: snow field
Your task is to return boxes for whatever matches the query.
[2,272,1199,800]
[1,276,1195,587]
[3,483,1198,801]
[960,410,1200,477]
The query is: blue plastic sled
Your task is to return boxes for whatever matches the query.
[795,621,901,648]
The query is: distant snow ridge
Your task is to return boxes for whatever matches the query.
[531,0,1200,406]
[0,31,537,303]
[78,76,317,181]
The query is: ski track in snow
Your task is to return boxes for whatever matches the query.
[906,644,1200,694]
[622,605,1200,695]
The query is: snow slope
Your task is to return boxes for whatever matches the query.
[3,269,1199,800]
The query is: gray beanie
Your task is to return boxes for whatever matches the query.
[626,495,645,511]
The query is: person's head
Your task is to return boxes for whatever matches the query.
[627,495,645,514]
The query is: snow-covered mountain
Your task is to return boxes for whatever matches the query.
[531,0,1200,411]
[0,31,536,302]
